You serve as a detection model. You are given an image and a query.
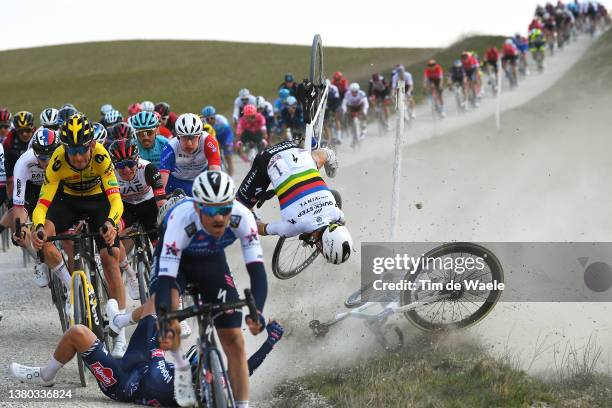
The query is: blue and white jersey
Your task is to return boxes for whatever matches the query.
[159,135,211,181]
[157,198,263,279]
[137,135,168,168]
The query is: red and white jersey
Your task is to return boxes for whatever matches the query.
[12,149,45,206]
[116,158,165,205]
[502,43,518,57]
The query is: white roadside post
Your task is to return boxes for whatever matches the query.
[495,58,502,130]
[390,77,405,240]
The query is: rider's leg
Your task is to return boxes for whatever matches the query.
[100,246,128,351]
[218,328,249,404]
[42,221,71,290]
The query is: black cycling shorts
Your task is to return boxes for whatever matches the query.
[502,55,518,63]
[240,130,263,145]
[10,182,41,216]
[122,198,159,241]
[46,190,119,249]
[149,250,242,329]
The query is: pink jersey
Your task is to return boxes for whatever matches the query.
[237,113,266,136]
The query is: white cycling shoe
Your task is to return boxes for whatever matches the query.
[112,338,127,359]
[174,366,196,407]
[9,363,54,387]
[127,276,140,301]
[106,299,121,337]
[180,320,192,339]
[33,262,49,288]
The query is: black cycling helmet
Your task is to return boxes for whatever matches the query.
[13,111,34,129]
[60,113,94,147]
[57,106,78,126]
[108,138,139,163]
[154,102,170,117]
[108,122,136,142]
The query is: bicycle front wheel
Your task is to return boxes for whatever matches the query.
[50,274,68,333]
[272,236,320,280]
[209,348,234,408]
[72,275,89,387]
[400,242,504,331]
[310,34,324,86]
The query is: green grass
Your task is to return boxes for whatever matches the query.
[272,335,556,408]
[0,35,505,122]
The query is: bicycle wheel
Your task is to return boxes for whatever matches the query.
[50,275,68,333]
[85,252,110,348]
[272,236,320,280]
[310,34,324,86]
[209,348,234,408]
[344,277,398,308]
[137,259,150,305]
[72,275,89,387]
[400,242,504,332]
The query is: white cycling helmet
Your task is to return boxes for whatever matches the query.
[141,100,155,112]
[40,108,59,127]
[175,113,203,137]
[192,170,236,205]
[256,96,267,110]
[239,88,251,98]
[321,223,353,265]
[100,104,113,115]
[505,38,514,45]
[349,82,360,92]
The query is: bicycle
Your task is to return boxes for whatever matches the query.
[503,60,518,89]
[427,84,445,120]
[158,285,258,408]
[1,203,9,252]
[39,221,113,387]
[346,109,363,149]
[531,47,545,73]
[120,223,155,305]
[269,189,343,280]
[310,242,504,351]
[372,97,390,137]
[449,82,467,114]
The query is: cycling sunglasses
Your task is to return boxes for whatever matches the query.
[196,202,233,217]
[179,134,200,141]
[65,144,90,155]
[136,129,156,137]
[115,159,138,169]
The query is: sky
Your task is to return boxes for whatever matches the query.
[1,0,610,51]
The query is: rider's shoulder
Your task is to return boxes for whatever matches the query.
[156,135,169,145]
[229,201,257,233]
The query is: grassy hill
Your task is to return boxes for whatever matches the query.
[0,35,504,122]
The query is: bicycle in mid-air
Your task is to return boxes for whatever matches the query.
[158,285,258,408]
[309,242,504,351]
[120,222,155,305]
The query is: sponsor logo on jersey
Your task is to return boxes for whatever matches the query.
[165,241,180,256]
[157,360,172,384]
[94,154,106,164]
[230,215,241,228]
[52,159,62,171]
[245,228,259,243]
[184,222,196,237]
[151,349,164,358]
[108,180,118,187]
[90,362,117,387]
[146,399,161,407]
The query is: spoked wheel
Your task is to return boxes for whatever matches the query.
[310,34,324,86]
[71,276,89,387]
[272,235,320,280]
[137,259,151,305]
[50,275,68,333]
[400,242,504,331]
[209,348,234,408]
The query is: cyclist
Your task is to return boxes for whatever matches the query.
[501,39,519,87]
[278,72,298,95]
[232,89,257,126]
[423,59,446,116]
[542,12,557,46]
[460,52,480,107]
[30,113,129,358]
[147,170,267,407]
[201,105,235,176]
[1,129,59,287]
[127,103,141,117]
[108,138,166,300]
[141,101,155,112]
[324,82,342,145]
[0,139,5,208]
[273,88,291,116]
[256,96,276,138]
[57,106,77,128]
[236,139,352,264]
[9,304,283,406]
[0,108,11,144]
[93,123,108,146]
[159,113,221,195]
[129,110,168,168]
[154,102,176,138]
[102,109,123,129]
[40,108,60,131]
[341,82,368,141]
[512,33,530,75]
[331,71,349,98]
[278,96,304,142]
[391,65,417,119]
[448,60,468,109]
[529,16,544,31]
[368,73,391,127]
[484,46,500,80]
[236,104,268,155]
[529,28,547,68]
[3,112,36,198]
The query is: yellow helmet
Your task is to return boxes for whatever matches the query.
[60,113,94,147]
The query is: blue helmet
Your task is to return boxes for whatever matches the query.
[201,106,216,118]
[453,59,462,68]
[129,111,159,130]
[278,88,290,99]
[286,96,298,107]
[57,106,78,126]
[284,73,294,82]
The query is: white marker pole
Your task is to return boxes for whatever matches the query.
[495,59,502,131]
[390,78,405,240]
